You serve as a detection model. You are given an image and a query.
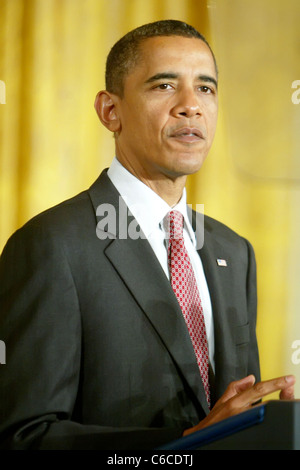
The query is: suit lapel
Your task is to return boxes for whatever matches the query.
[198,230,225,404]
[88,171,210,415]
[198,218,237,403]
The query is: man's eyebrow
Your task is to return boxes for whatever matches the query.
[144,72,218,89]
[144,72,179,84]
[199,75,218,90]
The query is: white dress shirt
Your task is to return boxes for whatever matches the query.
[107,157,215,370]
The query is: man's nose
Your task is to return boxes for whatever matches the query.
[171,88,201,118]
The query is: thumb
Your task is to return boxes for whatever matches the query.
[234,375,256,394]
[221,375,256,403]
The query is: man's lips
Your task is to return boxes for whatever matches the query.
[169,127,205,142]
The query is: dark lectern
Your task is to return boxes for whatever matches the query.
[159,400,300,450]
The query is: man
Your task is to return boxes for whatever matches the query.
[0,20,295,450]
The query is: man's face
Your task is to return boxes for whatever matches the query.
[112,35,218,181]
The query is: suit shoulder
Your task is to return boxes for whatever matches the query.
[29,190,92,226]
[3,190,94,253]
[203,213,254,252]
[8,169,112,243]
[204,214,241,238]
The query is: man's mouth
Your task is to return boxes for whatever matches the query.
[170,127,205,142]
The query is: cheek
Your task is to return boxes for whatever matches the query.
[120,98,168,147]
[139,100,168,136]
[140,116,165,146]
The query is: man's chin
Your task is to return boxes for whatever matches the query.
[168,159,206,178]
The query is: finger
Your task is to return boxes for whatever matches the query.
[279,383,295,400]
[233,374,256,394]
[216,375,256,404]
[235,375,296,406]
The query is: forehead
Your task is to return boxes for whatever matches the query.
[131,35,217,81]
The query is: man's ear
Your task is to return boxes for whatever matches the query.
[94,90,121,133]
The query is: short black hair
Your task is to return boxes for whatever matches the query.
[105,19,217,97]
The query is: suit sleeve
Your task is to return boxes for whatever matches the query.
[0,223,183,450]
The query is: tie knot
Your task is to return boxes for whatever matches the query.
[167,210,184,240]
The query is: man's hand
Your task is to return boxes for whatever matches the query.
[183,374,296,436]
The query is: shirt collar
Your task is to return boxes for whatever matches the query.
[107,157,196,246]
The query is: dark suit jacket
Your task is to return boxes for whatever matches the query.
[0,170,260,450]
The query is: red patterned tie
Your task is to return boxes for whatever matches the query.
[167,210,210,408]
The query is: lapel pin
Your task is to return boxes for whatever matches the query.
[217,258,227,267]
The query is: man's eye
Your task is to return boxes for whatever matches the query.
[156,83,172,90]
[199,86,213,94]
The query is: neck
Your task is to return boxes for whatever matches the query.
[144,176,186,207]
[116,156,186,206]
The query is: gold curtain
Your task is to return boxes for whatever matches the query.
[1,0,299,397]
